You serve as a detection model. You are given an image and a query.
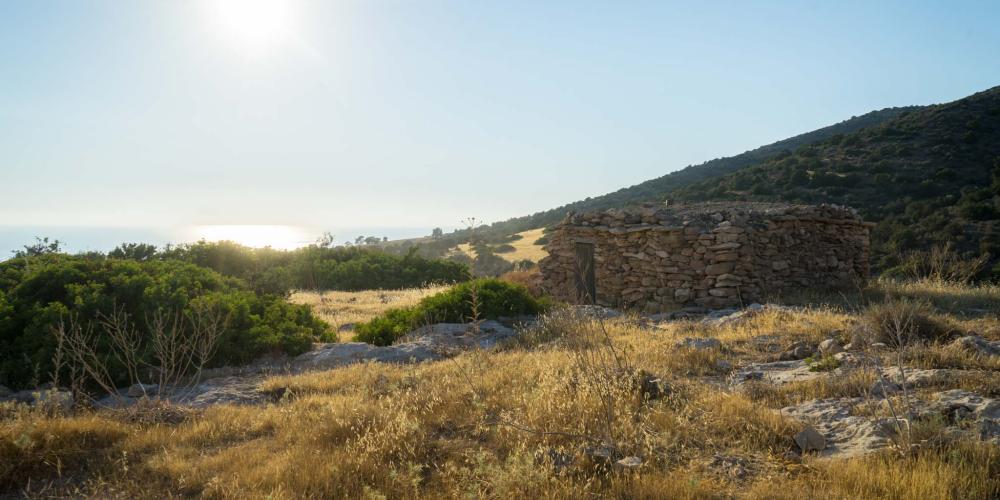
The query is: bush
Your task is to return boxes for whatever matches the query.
[881,243,991,284]
[166,242,470,293]
[493,244,516,254]
[471,252,514,277]
[353,279,548,345]
[0,254,328,389]
[500,268,544,297]
[862,300,956,347]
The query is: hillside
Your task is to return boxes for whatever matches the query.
[469,106,917,238]
[671,86,1000,271]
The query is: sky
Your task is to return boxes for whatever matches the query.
[2,0,1000,237]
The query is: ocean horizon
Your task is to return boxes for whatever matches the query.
[0,225,448,257]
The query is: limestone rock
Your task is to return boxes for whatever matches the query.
[779,341,814,361]
[676,337,721,350]
[950,335,1000,357]
[794,426,826,452]
[614,456,643,471]
[818,338,844,356]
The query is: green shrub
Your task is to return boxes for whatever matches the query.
[354,279,548,346]
[163,242,470,293]
[0,254,328,389]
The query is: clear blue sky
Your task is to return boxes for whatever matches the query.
[2,0,999,230]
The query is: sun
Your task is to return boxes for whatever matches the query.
[191,225,312,250]
[206,0,298,56]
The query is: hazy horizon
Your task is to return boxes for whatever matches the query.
[0,224,459,257]
[3,0,1000,233]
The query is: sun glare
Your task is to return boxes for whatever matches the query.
[207,0,298,55]
[191,225,312,250]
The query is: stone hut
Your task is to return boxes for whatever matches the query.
[538,202,872,311]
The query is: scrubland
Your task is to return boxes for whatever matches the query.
[2,280,999,499]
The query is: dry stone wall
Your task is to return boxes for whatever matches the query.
[539,202,872,311]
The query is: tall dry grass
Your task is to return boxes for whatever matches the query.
[2,281,999,498]
[290,286,449,340]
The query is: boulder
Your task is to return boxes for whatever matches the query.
[818,338,844,356]
[950,335,1000,357]
[292,321,517,372]
[779,341,814,361]
[793,426,826,453]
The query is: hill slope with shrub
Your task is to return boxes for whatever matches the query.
[670,85,1000,275]
[437,106,915,241]
[432,86,998,279]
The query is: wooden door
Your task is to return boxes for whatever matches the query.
[575,242,596,304]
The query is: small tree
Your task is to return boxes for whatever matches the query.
[109,242,158,261]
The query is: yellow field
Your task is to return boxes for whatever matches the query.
[4,281,1000,498]
[455,227,549,263]
[291,286,449,340]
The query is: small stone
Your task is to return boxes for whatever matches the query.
[705,262,736,275]
[585,444,619,466]
[794,426,826,453]
[614,456,643,471]
[715,360,733,372]
[779,341,814,361]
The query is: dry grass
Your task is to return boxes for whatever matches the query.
[455,228,549,264]
[3,281,999,498]
[290,286,449,340]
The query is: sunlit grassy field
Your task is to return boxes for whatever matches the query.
[290,286,450,340]
[3,281,999,498]
[456,227,549,264]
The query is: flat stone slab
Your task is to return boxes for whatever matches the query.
[92,321,518,409]
[732,360,824,385]
[781,397,898,458]
[780,389,1000,459]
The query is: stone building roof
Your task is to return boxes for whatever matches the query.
[561,201,870,233]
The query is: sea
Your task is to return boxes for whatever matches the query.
[0,225,445,258]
